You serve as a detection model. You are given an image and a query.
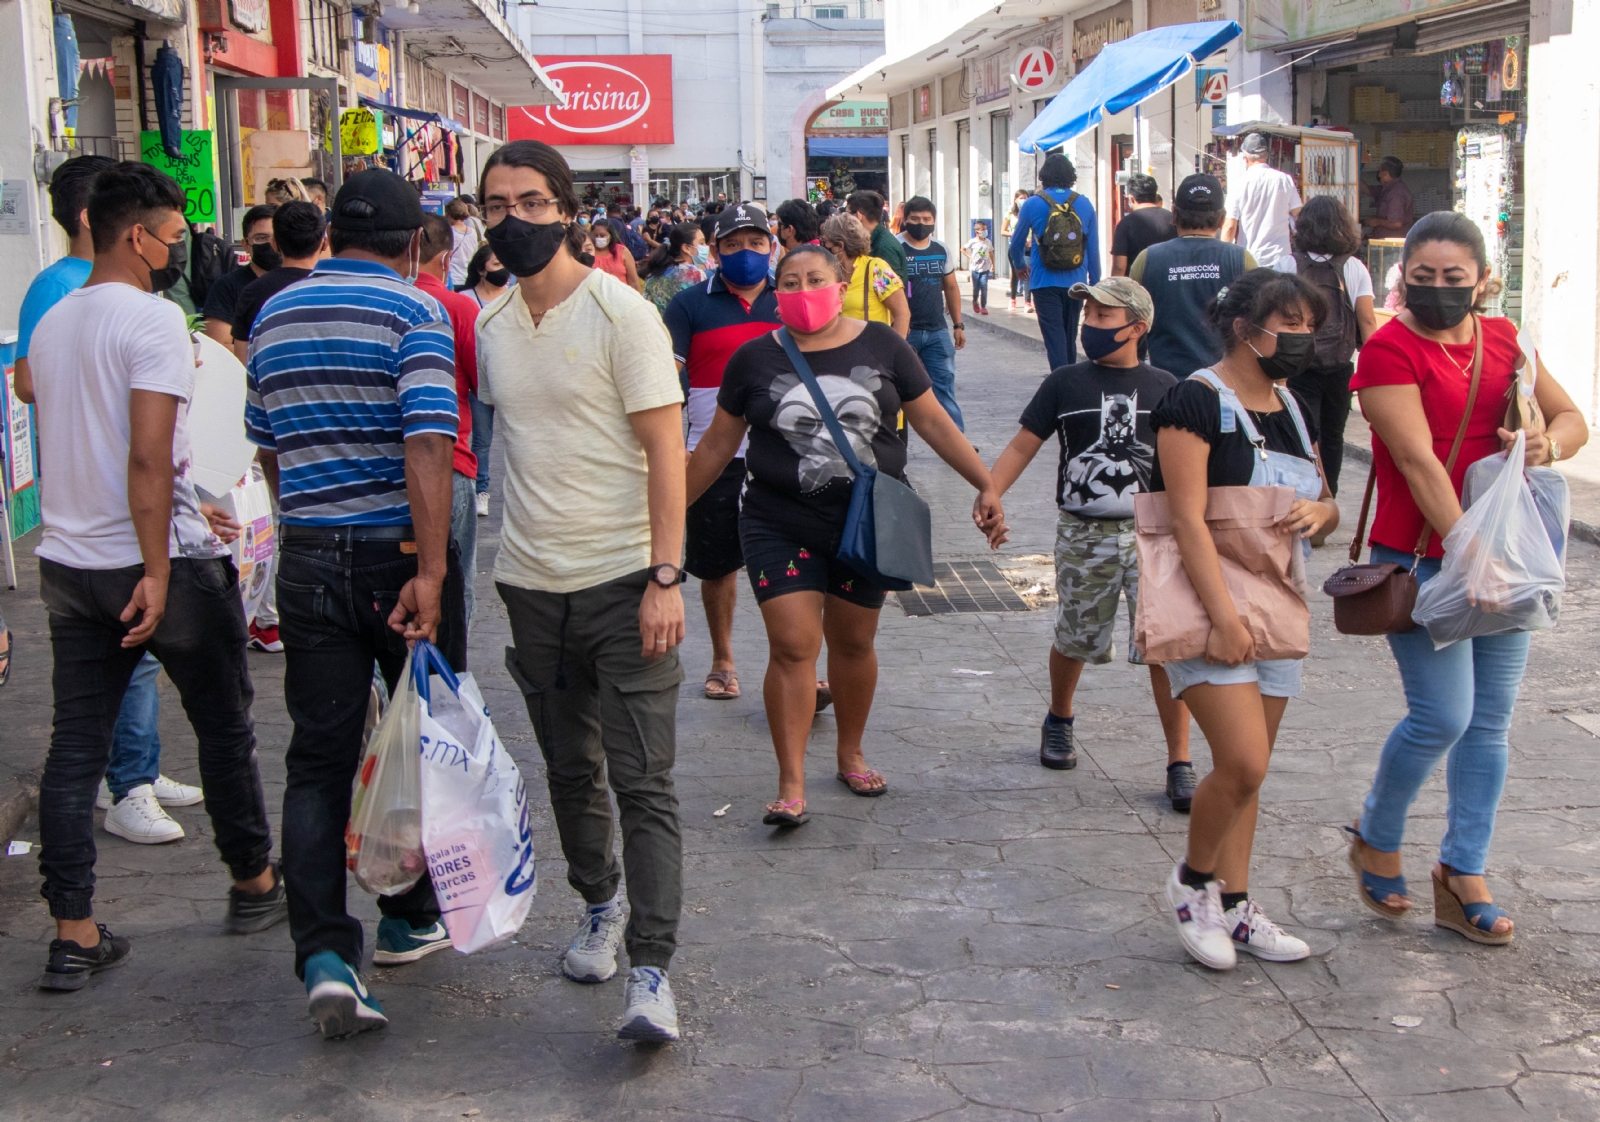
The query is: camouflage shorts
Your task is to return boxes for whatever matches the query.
[1053,513,1143,665]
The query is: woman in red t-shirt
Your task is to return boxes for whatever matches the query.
[1346,212,1588,945]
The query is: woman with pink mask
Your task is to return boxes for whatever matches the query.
[685,244,1007,826]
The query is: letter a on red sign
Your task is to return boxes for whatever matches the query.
[1014,47,1057,90]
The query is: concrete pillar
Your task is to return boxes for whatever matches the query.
[1,0,58,330]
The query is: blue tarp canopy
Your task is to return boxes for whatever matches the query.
[808,136,889,158]
[359,97,470,135]
[1017,21,1242,153]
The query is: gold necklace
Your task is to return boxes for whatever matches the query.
[1436,339,1472,377]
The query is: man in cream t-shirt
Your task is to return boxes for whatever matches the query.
[476,140,688,1044]
[1221,133,1303,272]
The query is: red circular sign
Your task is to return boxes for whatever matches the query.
[1014,46,1058,90]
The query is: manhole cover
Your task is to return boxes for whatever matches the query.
[896,559,1032,616]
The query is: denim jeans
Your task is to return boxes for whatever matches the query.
[906,327,964,431]
[105,653,162,798]
[37,557,273,920]
[276,531,467,977]
[971,271,989,310]
[1358,545,1531,875]
[469,393,494,495]
[1033,285,1081,371]
[450,471,479,627]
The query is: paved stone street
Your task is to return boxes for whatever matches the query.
[5,327,1600,1121]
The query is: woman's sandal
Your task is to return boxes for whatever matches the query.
[762,798,808,827]
[0,629,10,688]
[704,669,739,700]
[836,770,887,797]
[1432,864,1514,946]
[1342,824,1410,919]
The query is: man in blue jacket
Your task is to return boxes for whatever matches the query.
[1016,153,1100,370]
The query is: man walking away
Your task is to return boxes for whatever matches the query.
[1130,175,1255,380]
[30,161,283,992]
[1016,153,1101,369]
[1110,173,1176,277]
[247,169,467,1039]
[1221,133,1302,273]
[478,139,687,1043]
[897,196,968,430]
[847,190,907,283]
[203,205,278,349]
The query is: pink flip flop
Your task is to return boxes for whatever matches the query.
[836,770,887,797]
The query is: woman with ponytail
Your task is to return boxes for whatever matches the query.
[642,222,709,315]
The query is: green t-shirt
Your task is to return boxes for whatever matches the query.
[869,221,908,283]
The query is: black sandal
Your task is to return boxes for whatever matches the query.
[762,798,808,827]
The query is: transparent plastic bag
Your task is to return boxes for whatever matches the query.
[345,647,427,896]
[1463,453,1571,566]
[1413,432,1566,649]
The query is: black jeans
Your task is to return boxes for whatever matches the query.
[1287,360,1356,496]
[1033,285,1082,372]
[276,532,466,977]
[37,557,273,921]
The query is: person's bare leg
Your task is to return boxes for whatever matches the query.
[822,596,884,790]
[702,572,739,674]
[1181,683,1272,888]
[1207,695,1288,892]
[56,865,272,946]
[1439,866,1512,934]
[756,591,826,805]
[1148,666,1191,765]
[1049,648,1086,718]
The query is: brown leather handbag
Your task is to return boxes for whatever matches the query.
[1323,317,1482,634]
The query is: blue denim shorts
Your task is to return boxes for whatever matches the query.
[1162,655,1303,699]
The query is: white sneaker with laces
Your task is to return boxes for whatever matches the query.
[1225,899,1310,962]
[1164,863,1236,970]
[102,785,185,844]
[475,492,490,517]
[152,774,204,807]
[618,966,679,1042]
[562,902,626,983]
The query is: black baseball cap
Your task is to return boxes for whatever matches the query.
[1240,132,1270,156]
[329,168,427,232]
[1175,174,1223,208]
[713,202,770,241]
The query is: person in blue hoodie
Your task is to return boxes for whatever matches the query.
[1015,153,1100,370]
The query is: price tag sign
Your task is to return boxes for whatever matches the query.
[140,130,216,223]
[340,107,381,156]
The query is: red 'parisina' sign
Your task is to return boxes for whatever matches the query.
[508,55,675,145]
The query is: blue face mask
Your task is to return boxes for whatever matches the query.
[719,247,769,287]
[692,243,711,267]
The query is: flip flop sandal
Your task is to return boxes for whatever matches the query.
[0,629,9,687]
[704,669,739,700]
[762,798,808,827]
[815,681,833,713]
[1432,865,1513,946]
[836,770,887,797]
[1343,824,1409,919]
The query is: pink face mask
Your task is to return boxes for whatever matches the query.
[775,283,844,334]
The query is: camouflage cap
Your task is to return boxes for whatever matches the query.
[1068,276,1153,326]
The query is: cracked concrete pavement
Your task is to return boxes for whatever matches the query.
[4,326,1600,1121]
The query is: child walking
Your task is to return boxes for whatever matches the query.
[962,221,994,315]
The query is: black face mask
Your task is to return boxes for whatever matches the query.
[484,267,512,287]
[251,242,283,271]
[1080,322,1133,362]
[578,252,596,268]
[903,221,934,241]
[485,214,570,278]
[1405,284,1476,331]
[143,235,189,293]
[1251,329,1316,381]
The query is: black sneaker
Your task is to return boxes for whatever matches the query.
[1039,718,1077,770]
[39,924,132,991]
[1167,762,1198,813]
[223,861,288,935]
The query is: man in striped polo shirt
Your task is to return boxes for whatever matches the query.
[245,169,466,1040]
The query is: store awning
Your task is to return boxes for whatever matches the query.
[378,0,560,105]
[359,97,470,135]
[1017,21,1242,153]
[808,137,889,158]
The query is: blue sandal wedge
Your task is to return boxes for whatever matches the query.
[1343,825,1410,918]
[1432,865,1513,946]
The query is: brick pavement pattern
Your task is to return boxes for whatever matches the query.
[4,328,1600,1120]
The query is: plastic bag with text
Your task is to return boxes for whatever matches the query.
[229,472,276,621]
[414,641,536,954]
[1412,432,1566,648]
[345,647,427,896]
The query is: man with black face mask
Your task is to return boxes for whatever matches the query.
[897,195,967,430]
[202,204,278,349]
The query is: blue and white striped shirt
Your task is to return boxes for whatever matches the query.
[245,258,458,525]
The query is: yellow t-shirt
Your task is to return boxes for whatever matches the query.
[476,269,682,593]
[841,255,904,325]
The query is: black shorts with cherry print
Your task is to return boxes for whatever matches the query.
[737,514,888,610]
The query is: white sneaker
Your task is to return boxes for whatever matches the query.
[618,966,679,1042]
[96,779,113,810]
[152,774,204,807]
[102,785,185,844]
[562,901,626,983]
[1225,899,1310,962]
[475,492,490,517]
[1165,863,1236,971]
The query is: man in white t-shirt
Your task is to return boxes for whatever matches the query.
[28,162,283,993]
[477,140,687,1044]
[1222,133,1303,272]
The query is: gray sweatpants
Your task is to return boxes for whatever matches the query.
[498,569,684,970]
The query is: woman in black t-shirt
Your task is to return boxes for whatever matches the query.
[687,244,1007,827]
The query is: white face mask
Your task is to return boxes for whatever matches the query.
[593,236,610,249]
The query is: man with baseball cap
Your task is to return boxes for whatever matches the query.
[1221,133,1302,272]
[984,276,1198,808]
[246,168,468,1039]
[1130,174,1256,381]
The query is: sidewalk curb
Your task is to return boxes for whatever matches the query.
[963,312,1047,354]
[1343,440,1600,547]
[1,771,40,846]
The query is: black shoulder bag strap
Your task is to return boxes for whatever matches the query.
[774,327,871,479]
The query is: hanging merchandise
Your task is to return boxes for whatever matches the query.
[151,44,185,160]
[1461,42,1489,75]
[54,15,80,130]
[1502,36,1522,90]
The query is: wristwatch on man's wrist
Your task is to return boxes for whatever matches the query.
[648,563,684,588]
[1549,437,1562,463]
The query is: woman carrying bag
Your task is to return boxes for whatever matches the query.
[686,244,1006,826]
[1345,212,1587,944]
[1148,269,1339,970]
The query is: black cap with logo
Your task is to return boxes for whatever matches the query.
[1174,174,1223,209]
[712,202,770,241]
[329,168,428,232]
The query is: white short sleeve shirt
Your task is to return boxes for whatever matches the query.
[1226,163,1303,271]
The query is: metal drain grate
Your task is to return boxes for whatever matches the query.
[896,559,1032,616]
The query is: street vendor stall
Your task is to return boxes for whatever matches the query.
[1207,122,1362,220]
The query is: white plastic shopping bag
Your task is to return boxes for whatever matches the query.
[345,647,427,896]
[1412,432,1566,648]
[229,470,276,621]
[413,641,536,954]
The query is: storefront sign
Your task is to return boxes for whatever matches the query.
[1246,0,1473,50]
[353,40,394,104]
[810,101,889,132]
[970,46,1011,105]
[1014,46,1058,91]
[1196,68,1228,104]
[510,55,674,145]
[340,107,381,156]
[228,0,270,34]
[140,130,217,223]
[1073,2,1133,69]
[4,367,33,492]
[914,85,934,122]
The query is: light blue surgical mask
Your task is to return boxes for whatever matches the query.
[692,244,710,267]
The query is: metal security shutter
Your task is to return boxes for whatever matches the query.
[1290,0,1529,69]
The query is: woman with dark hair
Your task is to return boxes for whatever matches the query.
[460,243,511,516]
[1345,211,1587,945]
[590,216,642,292]
[685,243,1007,826]
[1003,189,1032,311]
[641,222,709,315]
[1289,195,1378,509]
[1150,268,1339,971]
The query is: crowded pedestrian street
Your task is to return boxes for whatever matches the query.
[5,326,1600,1120]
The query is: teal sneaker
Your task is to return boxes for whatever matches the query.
[304,950,387,1039]
[373,918,452,966]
